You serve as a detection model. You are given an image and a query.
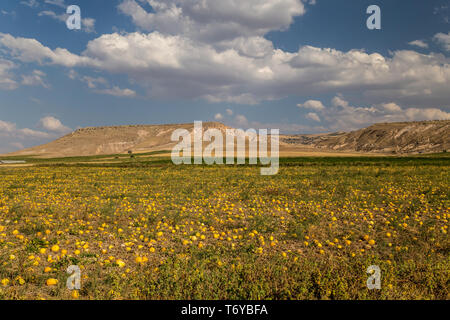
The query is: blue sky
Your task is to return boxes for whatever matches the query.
[0,0,449,152]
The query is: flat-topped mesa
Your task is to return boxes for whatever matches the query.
[4,122,237,158]
[72,124,179,133]
[72,122,227,134]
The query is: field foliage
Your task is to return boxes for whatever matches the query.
[0,156,448,299]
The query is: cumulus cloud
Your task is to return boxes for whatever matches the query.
[118,0,306,44]
[82,76,108,89]
[380,102,402,113]
[434,32,450,51]
[235,114,249,126]
[38,10,65,21]
[215,37,274,58]
[19,128,52,139]
[21,70,49,88]
[214,113,224,120]
[408,40,428,49]
[306,112,320,122]
[298,96,450,132]
[1,31,450,107]
[0,120,50,139]
[44,0,66,8]
[66,69,136,97]
[20,0,39,8]
[0,116,73,153]
[82,18,96,33]
[297,100,325,111]
[39,116,71,133]
[95,86,137,97]
[0,119,51,151]
[0,58,18,90]
[0,120,17,133]
[0,33,92,67]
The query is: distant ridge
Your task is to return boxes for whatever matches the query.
[282,120,449,154]
[4,120,449,158]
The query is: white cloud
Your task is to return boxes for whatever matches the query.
[0,120,50,139]
[1,10,16,17]
[434,32,450,51]
[82,76,108,89]
[0,116,74,153]
[38,10,66,22]
[0,115,72,153]
[0,118,54,153]
[403,108,450,121]
[21,70,49,88]
[82,18,96,33]
[19,128,52,139]
[0,58,18,90]
[212,36,274,58]
[0,120,17,133]
[95,86,137,97]
[226,109,233,116]
[306,112,320,122]
[20,0,39,8]
[2,31,449,107]
[0,32,92,67]
[297,100,325,111]
[408,40,428,49]
[44,0,66,8]
[235,114,249,126]
[214,113,223,120]
[2,31,450,107]
[331,96,349,108]
[30,97,42,104]
[66,69,136,97]
[118,0,306,44]
[39,116,71,133]
[85,34,450,105]
[300,96,450,132]
[67,69,78,79]
[380,102,402,113]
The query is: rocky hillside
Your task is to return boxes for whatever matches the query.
[282,120,449,154]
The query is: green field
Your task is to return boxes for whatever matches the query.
[0,155,448,299]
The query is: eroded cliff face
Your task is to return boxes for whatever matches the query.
[281,121,449,154]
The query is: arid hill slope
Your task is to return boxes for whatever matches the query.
[282,120,449,154]
[7,122,231,158]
